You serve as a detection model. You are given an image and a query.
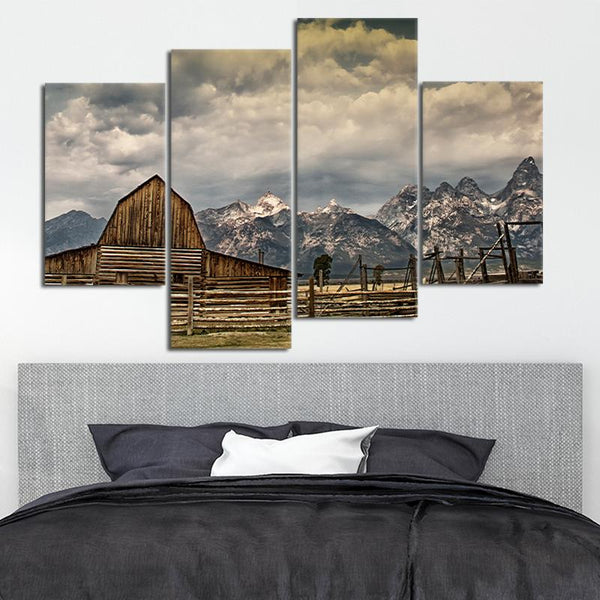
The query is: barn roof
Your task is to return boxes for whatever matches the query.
[98,174,168,248]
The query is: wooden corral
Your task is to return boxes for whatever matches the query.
[171,275,291,335]
[296,254,418,318]
[424,220,543,285]
[297,288,417,318]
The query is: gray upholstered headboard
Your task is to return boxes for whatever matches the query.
[18,363,583,510]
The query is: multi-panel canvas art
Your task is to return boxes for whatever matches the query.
[169,50,292,349]
[44,83,165,285]
[42,40,545,347]
[422,82,543,284]
[296,19,418,318]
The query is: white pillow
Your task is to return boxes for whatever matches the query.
[211,426,378,477]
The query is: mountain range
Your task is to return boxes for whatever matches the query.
[45,210,107,255]
[44,157,542,275]
[297,198,416,277]
[194,192,291,269]
[422,156,543,261]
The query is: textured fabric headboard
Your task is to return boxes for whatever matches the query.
[18,363,583,510]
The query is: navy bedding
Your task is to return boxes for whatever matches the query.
[0,474,599,599]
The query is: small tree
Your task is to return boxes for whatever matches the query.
[373,264,385,288]
[313,254,332,285]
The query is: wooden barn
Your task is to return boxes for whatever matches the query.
[45,175,167,285]
[45,174,291,337]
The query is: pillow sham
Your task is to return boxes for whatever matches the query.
[289,421,495,482]
[89,422,293,481]
[211,426,378,477]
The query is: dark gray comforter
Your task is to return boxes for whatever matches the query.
[0,474,599,599]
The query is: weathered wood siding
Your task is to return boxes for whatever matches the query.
[44,245,98,274]
[171,189,205,249]
[204,250,289,278]
[95,246,165,285]
[44,273,95,285]
[172,248,204,275]
[98,175,165,247]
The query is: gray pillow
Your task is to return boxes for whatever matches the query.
[289,421,495,482]
[89,422,293,481]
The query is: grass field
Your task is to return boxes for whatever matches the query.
[171,329,291,350]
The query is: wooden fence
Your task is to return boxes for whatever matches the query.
[297,254,418,318]
[424,220,543,284]
[171,275,291,335]
[297,284,418,318]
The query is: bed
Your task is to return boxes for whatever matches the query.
[1,362,598,599]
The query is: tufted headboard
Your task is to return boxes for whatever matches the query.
[18,363,583,509]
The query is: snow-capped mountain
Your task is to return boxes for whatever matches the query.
[422,181,497,254]
[195,192,290,269]
[297,199,416,278]
[193,158,541,278]
[45,210,107,255]
[376,184,419,248]
[422,157,543,261]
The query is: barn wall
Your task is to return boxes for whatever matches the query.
[44,245,98,274]
[95,246,165,285]
[171,190,205,249]
[98,176,165,247]
[204,250,290,278]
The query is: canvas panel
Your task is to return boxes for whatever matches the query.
[296,19,418,318]
[44,83,166,286]
[421,81,543,285]
[169,50,292,349]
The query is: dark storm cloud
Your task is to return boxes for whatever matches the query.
[45,83,165,219]
[298,18,417,41]
[170,50,291,210]
[296,19,418,213]
[422,81,543,192]
[170,50,291,119]
[45,84,164,125]
[298,167,413,217]
[175,170,291,211]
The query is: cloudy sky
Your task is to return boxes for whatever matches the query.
[45,83,164,220]
[423,82,543,192]
[297,19,418,216]
[171,50,290,211]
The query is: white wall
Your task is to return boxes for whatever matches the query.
[1,0,599,520]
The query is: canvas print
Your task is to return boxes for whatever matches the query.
[169,50,291,349]
[44,83,165,285]
[296,19,418,318]
[422,82,543,284]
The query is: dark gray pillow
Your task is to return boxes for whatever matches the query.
[89,423,293,481]
[289,421,495,482]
